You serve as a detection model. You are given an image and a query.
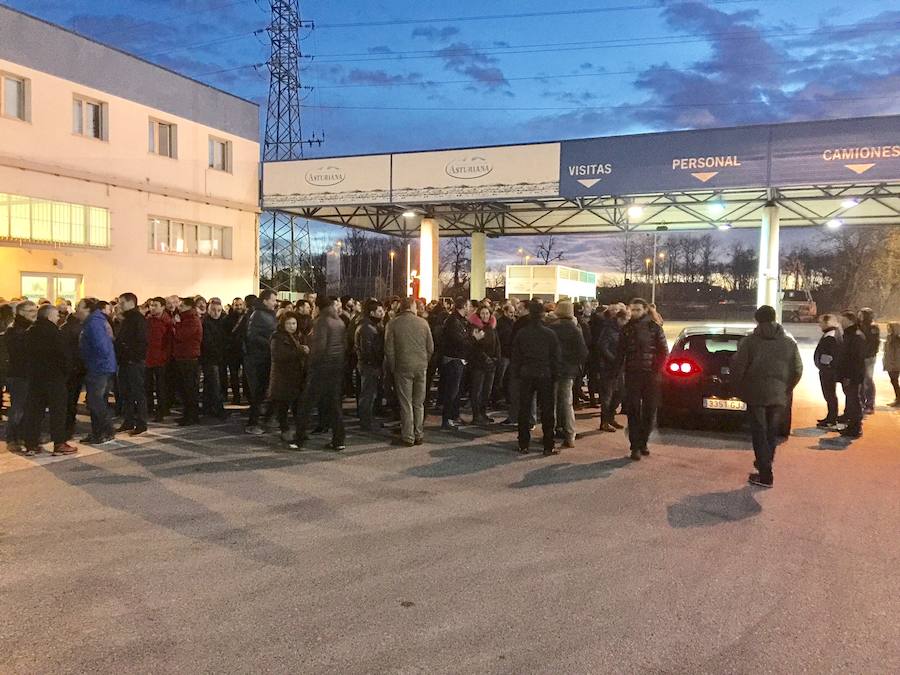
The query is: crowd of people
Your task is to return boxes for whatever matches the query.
[0,289,896,488]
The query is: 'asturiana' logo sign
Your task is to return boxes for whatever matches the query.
[305,166,346,187]
[446,156,493,180]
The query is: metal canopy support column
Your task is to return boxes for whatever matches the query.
[419,217,439,301]
[756,200,781,313]
[470,230,486,300]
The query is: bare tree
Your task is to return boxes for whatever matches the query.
[440,237,471,295]
[534,235,566,265]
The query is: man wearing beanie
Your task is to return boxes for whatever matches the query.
[510,300,561,455]
[731,305,803,488]
[549,300,588,447]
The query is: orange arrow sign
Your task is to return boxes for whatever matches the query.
[577,178,601,188]
[845,163,875,175]
[691,172,719,183]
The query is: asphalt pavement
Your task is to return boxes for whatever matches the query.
[1,329,899,673]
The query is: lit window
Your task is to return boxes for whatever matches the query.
[73,96,106,140]
[148,217,231,259]
[208,137,231,172]
[1,74,28,121]
[0,192,110,248]
[148,119,177,158]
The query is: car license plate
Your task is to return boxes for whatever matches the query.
[703,398,747,411]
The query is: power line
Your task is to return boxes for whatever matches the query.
[312,21,900,64]
[90,0,259,38]
[304,93,900,113]
[314,0,772,29]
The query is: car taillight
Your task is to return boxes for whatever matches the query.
[666,358,701,376]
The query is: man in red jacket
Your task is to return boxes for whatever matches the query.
[172,296,203,426]
[145,297,173,422]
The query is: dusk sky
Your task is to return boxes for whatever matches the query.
[7,0,900,274]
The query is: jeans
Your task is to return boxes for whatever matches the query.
[517,374,555,452]
[244,356,271,426]
[555,376,576,442]
[357,364,381,430]
[23,377,68,447]
[469,362,496,421]
[819,370,838,422]
[842,380,863,433]
[202,361,225,417]
[297,366,344,445]
[594,371,622,426]
[5,376,29,445]
[145,365,168,417]
[225,356,243,403]
[118,362,147,429]
[624,372,660,451]
[863,357,876,409]
[748,404,782,478]
[175,359,200,422]
[66,372,84,437]
[508,373,536,425]
[395,370,426,443]
[440,357,465,423]
[84,371,113,439]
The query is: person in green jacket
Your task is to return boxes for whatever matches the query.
[731,305,803,488]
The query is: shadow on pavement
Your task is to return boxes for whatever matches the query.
[509,456,633,489]
[405,441,532,478]
[654,428,751,451]
[667,486,762,528]
[812,435,854,451]
[792,426,828,438]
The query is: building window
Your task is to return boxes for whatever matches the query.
[148,119,177,158]
[1,73,29,121]
[208,137,232,172]
[148,217,231,259]
[73,96,107,140]
[0,193,109,248]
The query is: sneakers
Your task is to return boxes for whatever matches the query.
[441,420,459,431]
[748,472,773,488]
[391,438,415,447]
[52,442,78,456]
[599,423,616,433]
[326,441,346,452]
[816,418,836,429]
[414,437,424,446]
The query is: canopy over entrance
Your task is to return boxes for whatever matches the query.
[263,115,900,236]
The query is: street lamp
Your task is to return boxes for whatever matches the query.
[389,249,396,297]
[650,225,668,305]
[524,254,531,265]
[517,247,526,265]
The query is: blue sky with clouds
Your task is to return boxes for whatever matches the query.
[7,0,900,272]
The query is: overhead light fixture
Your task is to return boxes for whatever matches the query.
[627,205,644,219]
[840,198,859,209]
[717,222,733,231]
[402,210,417,218]
[709,199,727,216]
[826,218,843,229]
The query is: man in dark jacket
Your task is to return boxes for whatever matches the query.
[172,297,202,427]
[837,310,867,438]
[439,297,473,430]
[244,290,277,434]
[355,299,385,431]
[80,299,117,444]
[60,300,87,440]
[21,304,76,456]
[4,301,37,452]
[618,298,669,460]
[201,298,229,420]
[549,301,588,447]
[296,297,347,451]
[114,292,149,435]
[511,300,561,455]
[223,297,246,405]
[592,307,627,433]
[731,305,803,487]
[493,302,515,406]
[814,314,843,429]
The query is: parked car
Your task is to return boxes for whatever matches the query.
[657,324,793,437]
[781,289,817,323]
